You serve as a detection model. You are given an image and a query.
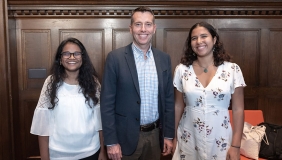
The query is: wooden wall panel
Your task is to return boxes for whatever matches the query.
[24,100,40,159]
[244,97,258,110]
[20,30,51,90]
[263,98,282,124]
[113,29,132,50]
[268,29,282,87]
[3,1,282,159]
[0,0,13,159]
[163,29,190,72]
[219,29,260,87]
[10,17,282,160]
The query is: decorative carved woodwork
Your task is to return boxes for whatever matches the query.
[7,3,282,18]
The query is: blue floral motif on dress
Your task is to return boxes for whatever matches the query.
[211,88,225,101]
[182,110,187,118]
[218,94,224,101]
[215,137,227,151]
[180,154,186,160]
[181,130,191,143]
[194,118,205,133]
[179,149,186,160]
[195,78,201,87]
[212,154,218,160]
[235,65,240,72]
[221,116,230,129]
[231,64,241,73]
[213,110,219,115]
[182,70,190,81]
[194,96,203,107]
[195,146,199,152]
[206,125,213,136]
[218,70,230,82]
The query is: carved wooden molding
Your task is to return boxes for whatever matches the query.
[8,3,282,18]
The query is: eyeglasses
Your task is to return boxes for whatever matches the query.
[61,51,83,59]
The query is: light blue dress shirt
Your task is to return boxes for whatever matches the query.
[132,43,159,125]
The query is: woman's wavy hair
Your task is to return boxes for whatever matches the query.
[47,37,99,109]
[181,22,231,67]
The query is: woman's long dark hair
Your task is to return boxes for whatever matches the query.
[47,37,99,109]
[181,22,231,67]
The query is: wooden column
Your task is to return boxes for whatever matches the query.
[0,0,14,159]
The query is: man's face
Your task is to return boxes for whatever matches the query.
[130,11,156,50]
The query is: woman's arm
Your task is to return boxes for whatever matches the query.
[227,87,244,160]
[174,89,185,136]
[231,87,244,148]
[38,136,50,160]
[98,131,108,160]
[172,89,186,153]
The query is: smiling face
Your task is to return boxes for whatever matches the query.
[191,26,217,58]
[60,42,82,74]
[130,11,156,50]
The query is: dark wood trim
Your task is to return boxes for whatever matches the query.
[6,1,282,5]
[7,2,282,18]
[0,0,14,159]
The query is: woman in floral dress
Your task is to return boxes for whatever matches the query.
[172,22,246,160]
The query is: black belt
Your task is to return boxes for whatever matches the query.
[140,119,159,132]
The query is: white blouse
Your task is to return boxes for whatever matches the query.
[30,75,102,160]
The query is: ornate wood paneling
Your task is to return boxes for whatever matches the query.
[3,1,282,160]
[162,29,190,71]
[20,29,51,90]
[219,29,260,87]
[23,100,40,159]
[263,98,282,124]
[0,0,14,159]
[7,4,282,18]
[11,17,282,160]
[113,29,132,50]
[268,29,282,87]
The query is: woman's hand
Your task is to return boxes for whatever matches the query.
[172,138,177,155]
[98,146,108,160]
[226,146,240,160]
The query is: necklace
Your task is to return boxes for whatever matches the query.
[196,61,214,73]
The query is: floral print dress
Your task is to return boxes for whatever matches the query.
[172,62,246,160]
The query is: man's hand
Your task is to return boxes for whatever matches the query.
[107,144,122,160]
[162,138,173,156]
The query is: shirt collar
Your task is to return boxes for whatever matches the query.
[132,43,153,60]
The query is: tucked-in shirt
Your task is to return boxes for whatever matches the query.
[30,75,102,160]
[132,43,159,125]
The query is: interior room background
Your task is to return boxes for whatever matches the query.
[1,0,282,159]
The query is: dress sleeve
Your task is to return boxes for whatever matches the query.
[231,63,247,94]
[173,64,184,93]
[30,76,52,136]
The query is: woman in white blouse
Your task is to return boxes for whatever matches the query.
[31,37,106,160]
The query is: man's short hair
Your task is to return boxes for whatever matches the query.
[131,6,155,24]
